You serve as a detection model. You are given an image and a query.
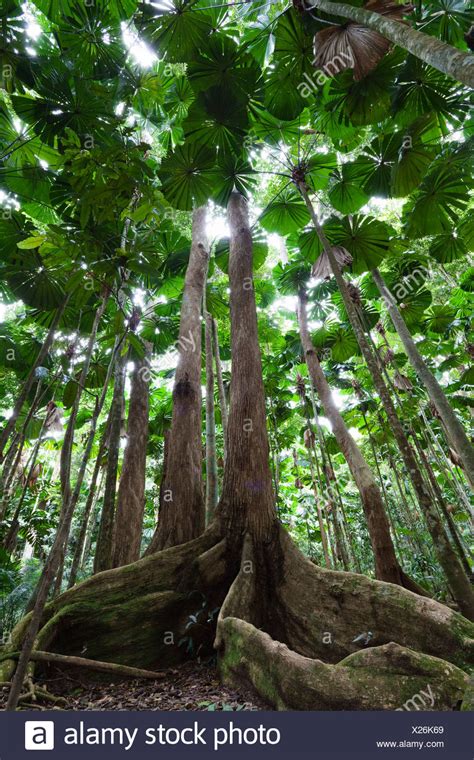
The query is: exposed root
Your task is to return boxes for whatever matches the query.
[8,676,68,708]
[2,651,167,680]
[216,527,474,710]
[1,527,228,682]
[218,617,467,710]
[3,523,473,711]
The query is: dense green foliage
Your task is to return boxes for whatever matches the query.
[0,0,473,639]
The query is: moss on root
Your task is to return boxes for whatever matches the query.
[1,529,228,681]
[218,617,468,711]
[2,523,473,711]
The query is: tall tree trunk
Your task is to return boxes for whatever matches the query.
[146,207,209,552]
[0,295,70,459]
[212,317,228,459]
[308,0,474,87]
[5,200,473,713]
[413,433,472,577]
[67,416,109,588]
[81,472,105,572]
[216,192,276,542]
[308,444,332,568]
[6,293,114,710]
[205,309,219,524]
[94,348,127,573]
[112,345,152,568]
[308,381,353,570]
[372,268,474,492]
[298,183,474,620]
[60,293,108,510]
[297,288,403,585]
[2,408,49,553]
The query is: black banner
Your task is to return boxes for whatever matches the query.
[0,710,472,759]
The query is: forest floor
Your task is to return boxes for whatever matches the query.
[0,659,270,711]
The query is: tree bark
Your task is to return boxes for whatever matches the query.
[2,650,166,681]
[67,418,109,589]
[0,295,70,460]
[112,345,152,568]
[94,348,127,573]
[216,192,276,542]
[298,183,474,620]
[212,318,228,459]
[59,293,108,512]
[372,268,474,492]
[413,433,472,577]
[297,288,403,584]
[308,0,474,87]
[205,310,219,524]
[4,199,474,712]
[2,408,49,553]
[5,292,114,710]
[146,207,209,552]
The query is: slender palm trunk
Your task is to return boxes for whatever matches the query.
[0,295,70,459]
[94,348,127,572]
[298,184,474,619]
[112,344,152,568]
[413,433,472,576]
[146,207,209,552]
[6,294,116,709]
[308,382,353,570]
[307,444,332,568]
[212,318,228,458]
[60,293,108,511]
[297,288,403,584]
[205,310,219,523]
[67,417,109,588]
[372,268,474,491]
[2,410,49,553]
[81,471,105,571]
[308,0,474,87]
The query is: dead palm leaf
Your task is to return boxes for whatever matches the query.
[313,0,414,81]
[312,245,353,280]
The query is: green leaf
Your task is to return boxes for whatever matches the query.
[63,380,78,409]
[183,86,249,154]
[329,50,404,127]
[328,164,369,214]
[459,366,474,386]
[393,56,467,126]
[403,165,469,238]
[355,133,400,198]
[187,34,261,101]
[7,267,65,310]
[259,188,310,235]
[391,114,440,197]
[298,228,322,263]
[158,143,215,211]
[323,215,391,274]
[17,236,45,250]
[305,152,337,191]
[420,0,474,46]
[33,0,73,22]
[396,289,432,327]
[423,304,455,334]
[137,0,213,63]
[264,61,307,121]
[211,155,256,207]
[429,231,467,263]
[329,326,359,362]
[128,332,145,359]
